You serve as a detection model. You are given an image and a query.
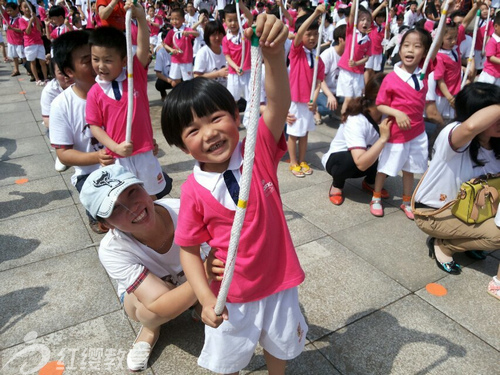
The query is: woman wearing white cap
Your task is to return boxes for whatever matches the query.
[80,164,222,371]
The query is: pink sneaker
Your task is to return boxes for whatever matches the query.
[400,204,414,220]
[370,199,384,217]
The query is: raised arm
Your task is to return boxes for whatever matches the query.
[462,1,479,29]
[126,0,149,68]
[450,104,500,149]
[294,4,325,47]
[99,0,119,20]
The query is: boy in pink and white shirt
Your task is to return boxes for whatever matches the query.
[86,4,167,197]
[4,2,25,77]
[146,6,162,53]
[19,1,48,85]
[164,8,199,86]
[337,1,372,115]
[478,13,500,86]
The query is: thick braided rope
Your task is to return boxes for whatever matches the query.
[310,5,327,102]
[420,0,450,80]
[125,8,134,143]
[236,0,246,72]
[214,37,262,316]
[350,0,359,61]
[462,9,481,89]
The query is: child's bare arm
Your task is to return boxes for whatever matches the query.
[349,55,369,67]
[377,104,411,130]
[239,1,253,25]
[126,0,149,68]
[294,4,325,47]
[437,78,455,108]
[180,245,227,328]
[90,125,133,157]
[489,55,500,65]
[372,0,387,18]
[349,0,357,25]
[461,1,479,29]
[225,53,242,73]
[276,0,293,26]
[247,14,290,142]
[56,147,114,167]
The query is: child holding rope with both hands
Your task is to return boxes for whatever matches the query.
[161,14,307,375]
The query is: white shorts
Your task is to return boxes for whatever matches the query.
[287,101,315,137]
[8,44,25,59]
[24,44,46,62]
[226,71,251,101]
[149,34,158,46]
[169,62,193,81]
[365,53,383,71]
[435,95,455,120]
[474,50,485,70]
[198,288,307,374]
[115,151,166,195]
[478,70,500,86]
[377,132,428,176]
[336,68,364,98]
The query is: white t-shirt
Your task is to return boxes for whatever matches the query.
[320,46,341,94]
[193,44,227,86]
[194,0,216,12]
[49,85,102,186]
[321,113,381,168]
[99,199,210,297]
[185,12,200,28]
[40,78,63,117]
[426,71,437,101]
[459,34,473,61]
[75,0,88,26]
[154,47,171,77]
[415,122,500,208]
[193,25,205,56]
[404,10,421,27]
[323,24,334,45]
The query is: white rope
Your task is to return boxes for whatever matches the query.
[461,9,480,89]
[349,0,359,61]
[310,6,326,102]
[173,30,184,54]
[482,6,491,56]
[214,34,262,316]
[383,0,392,54]
[235,0,246,72]
[125,8,134,143]
[420,0,450,80]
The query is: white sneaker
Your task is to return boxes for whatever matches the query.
[127,341,153,371]
[54,157,69,172]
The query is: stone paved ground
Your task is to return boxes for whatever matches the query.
[0,58,499,375]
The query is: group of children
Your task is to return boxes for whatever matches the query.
[2,0,500,373]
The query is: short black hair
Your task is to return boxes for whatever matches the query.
[294,12,319,32]
[161,78,237,149]
[333,24,346,44]
[495,12,500,26]
[5,2,19,10]
[48,4,65,18]
[52,30,90,77]
[171,8,184,18]
[224,4,236,15]
[204,20,225,47]
[88,26,126,59]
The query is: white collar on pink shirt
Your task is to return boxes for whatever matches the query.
[492,33,500,43]
[393,61,423,88]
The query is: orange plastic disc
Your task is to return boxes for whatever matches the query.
[39,361,65,375]
[426,283,448,296]
[15,178,29,184]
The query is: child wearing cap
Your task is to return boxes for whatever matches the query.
[79,164,222,372]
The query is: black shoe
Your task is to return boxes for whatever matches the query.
[464,250,487,260]
[426,237,461,275]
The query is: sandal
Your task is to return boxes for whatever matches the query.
[329,185,344,205]
[299,162,313,175]
[487,278,500,301]
[290,164,305,178]
[11,71,20,77]
[370,199,384,217]
[361,179,389,199]
[400,204,414,220]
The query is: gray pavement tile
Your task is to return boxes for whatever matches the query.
[277,161,332,195]
[0,118,42,139]
[306,128,335,153]
[0,91,26,104]
[0,108,37,126]
[0,206,93,272]
[283,206,328,248]
[296,237,409,341]
[0,153,59,187]
[331,213,461,291]
[0,248,119,350]
[316,295,499,375]
[0,311,143,375]
[416,256,500,351]
[0,175,73,222]
[281,180,399,236]
[0,100,32,114]
[245,343,340,375]
[0,135,50,161]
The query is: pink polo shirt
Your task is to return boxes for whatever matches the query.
[165,26,196,64]
[483,33,500,78]
[222,31,251,74]
[5,14,24,45]
[338,21,372,74]
[175,117,305,303]
[289,41,325,103]
[370,21,385,55]
[19,17,43,47]
[475,20,494,51]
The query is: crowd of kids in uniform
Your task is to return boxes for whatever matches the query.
[2,0,500,372]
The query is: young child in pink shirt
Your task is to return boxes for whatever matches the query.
[164,8,199,86]
[474,2,494,73]
[146,5,162,54]
[47,5,73,41]
[4,2,25,77]
[337,0,372,115]
[365,0,388,84]
[161,14,307,375]
[19,1,48,85]
[287,6,326,178]
[478,12,500,86]
[86,2,167,198]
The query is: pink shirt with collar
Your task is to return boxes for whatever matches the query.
[376,64,427,143]
[222,30,252,74]
[50,24,71,40]
[483,33,500,77]
[18,17,43,47]
[338,21,372,74]
[369,21,385,55]
[175,117,305,303]
[165,26,196,64]
[4,13,23,45]
[289,41,325,103]
[475,19,494,51]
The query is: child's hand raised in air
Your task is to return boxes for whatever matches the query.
[125,0,145,18]
[114,141,133,157]
[379,118,392,142]
[246,13,288,53]
[394,110,411,130]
